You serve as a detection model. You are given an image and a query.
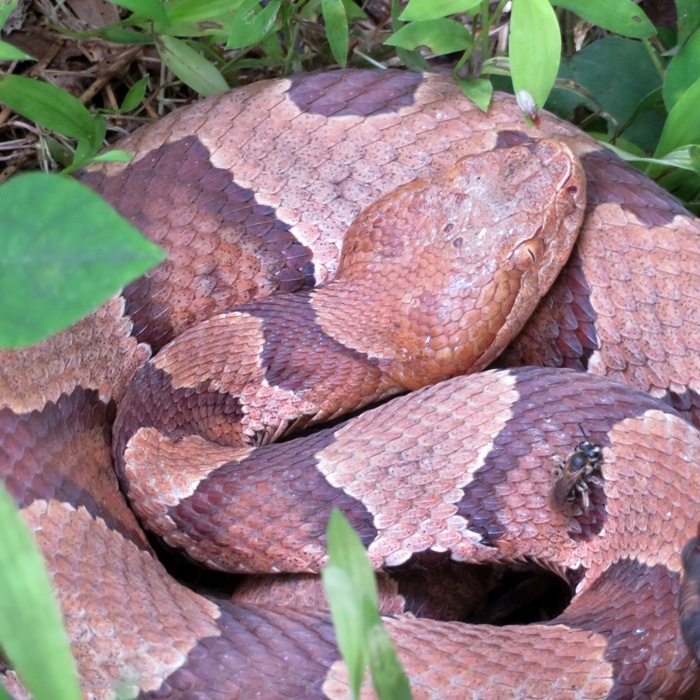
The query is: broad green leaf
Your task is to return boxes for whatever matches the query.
[547,38,662,148]
[552,0,655,39]
[0,173,165,348]
[678,0,700,47]
[0,75,102,152]
[322,0,349,67]
[108,0,167,23]
[227,0,281,49]
[0,39,34,61]
[389,0,431,71]
[0,484,81,700]
[322,509,412,700]
[120,75,150,112]
[664,28,700,110]
[399,0,481,21]
[655,75,700,157]
[457,77,493,112]
[510,0,561,109]
[156,35,228,96]
[385,18,472,55]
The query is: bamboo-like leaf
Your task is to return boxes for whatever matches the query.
[0,484,81,700]
[108,0,167,23]
[0,0,20,28]
[227,0,281,49]
[0,39,34,61]
[156,35,228,96]
[399,0,481,21]
[0,76,102,152]
[120,75,150,112]
[322,509,412,700]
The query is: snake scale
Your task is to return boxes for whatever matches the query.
[2,68,700,699]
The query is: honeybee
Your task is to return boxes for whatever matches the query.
[550,431,603,513]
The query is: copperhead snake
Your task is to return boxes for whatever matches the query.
[2,68,700,699]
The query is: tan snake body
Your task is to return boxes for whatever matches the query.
[2,69,700,699]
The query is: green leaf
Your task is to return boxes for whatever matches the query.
[322,566,369,696]
[0,76,102,154]
[366,623,412,700]
[678,0,700,47]
[0,173,165,348]
[341,0,366,21]
[552,0,655,39]
[227,0,281,49]
[166,0,245,23]
[457,77,493,111]
[603,141,700,174]
[120,75,149,112]
[664,28,700,111]
[78,150,134,167]
[108,0,167,23]
[156,35,228,96]
[510,0,561,109]
[154,0,240,38]
[325,510,378,605]
[399,0,481,21]
[0,484,81,700]
[0,39,34,61]
[93,26,154,44]
[322,509,412,700]
[0,0,19,29]
[655,74,700,157]
[548,38,662,145]
[385,18,472,55]
[322,0,349,67]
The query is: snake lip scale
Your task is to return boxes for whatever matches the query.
[2,68,700,699]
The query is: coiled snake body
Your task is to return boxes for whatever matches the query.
[2,69,700,699]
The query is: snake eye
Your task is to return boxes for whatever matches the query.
[513,237,544,270]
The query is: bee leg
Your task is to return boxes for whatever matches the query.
[578,482,590,510]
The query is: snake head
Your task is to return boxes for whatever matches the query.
[328,138,587,390]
